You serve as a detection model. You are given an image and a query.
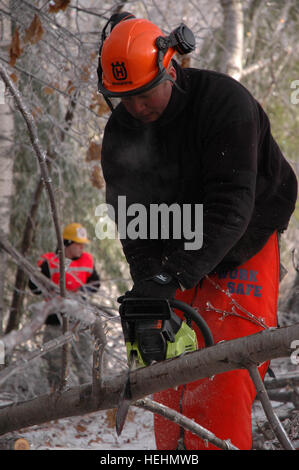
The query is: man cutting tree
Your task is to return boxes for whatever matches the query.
[97,13,297,449]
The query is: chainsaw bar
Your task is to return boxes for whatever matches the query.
[115,354,136,436]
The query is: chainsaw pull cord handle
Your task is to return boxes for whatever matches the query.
[169,299,214,347]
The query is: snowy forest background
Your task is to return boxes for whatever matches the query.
[0,0,298,451]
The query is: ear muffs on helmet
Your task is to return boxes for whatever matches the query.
[96,14,195,108]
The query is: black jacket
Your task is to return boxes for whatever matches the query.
[101,62,297,289]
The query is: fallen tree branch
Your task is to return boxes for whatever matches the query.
[135,397,239,450]
[265,373,299,390]
[0,329,77,387]
[248,365,295,450]
[266,390,299,407]
[0,324,298,436]
[2,300,62,354]
[1,296,106,357]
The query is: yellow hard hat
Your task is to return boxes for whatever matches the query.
[62,223,90,244]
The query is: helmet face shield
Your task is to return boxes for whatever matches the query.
[98,19,176,98]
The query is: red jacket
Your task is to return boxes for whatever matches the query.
[38,252,95,292]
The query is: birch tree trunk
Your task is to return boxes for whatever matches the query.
[0,0,15,334]
[220,0,244,80]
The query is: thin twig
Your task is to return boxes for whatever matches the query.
[205,275,269,329]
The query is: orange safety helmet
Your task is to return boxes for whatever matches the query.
[98,18,176,97]
[62,223,90,244]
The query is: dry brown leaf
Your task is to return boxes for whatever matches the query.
[88,437,103,445]
[89,91,110,116]
[24,14,44,44]
[127,409,136,422]
[89,51,98,61]
[32,106,43,119]
[90,165,105,190]
[10,72,18,83]
[43,86,55,95]
[49,0,71,13]
[9,28,23,66]
[105,408,117,428]
[80,65,90,82]
[75,423,87,433]
[104,408,135,429]
[66,80,76,95]
[86,141,101,162]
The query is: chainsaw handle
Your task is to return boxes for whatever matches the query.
[169,299,214,347]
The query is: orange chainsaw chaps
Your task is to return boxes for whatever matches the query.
[154,231,279,450]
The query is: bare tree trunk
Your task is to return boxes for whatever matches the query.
[220,0,244,80]
[5,177,44,333]
[0,0,15,334]
[0,323,298,436]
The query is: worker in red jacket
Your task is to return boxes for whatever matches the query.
[97,14,297,449]
[29,223,100,389]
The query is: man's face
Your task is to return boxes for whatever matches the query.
[120,67,176,123]
[65,242,84,259]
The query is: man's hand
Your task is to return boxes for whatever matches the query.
[119,272,180,302]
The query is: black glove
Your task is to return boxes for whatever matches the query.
[118,272,180,303]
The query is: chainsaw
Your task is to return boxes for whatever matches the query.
[116,297,214,435]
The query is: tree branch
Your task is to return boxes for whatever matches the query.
[0,327,77,387]
[2,300,58,354]
[135,397,239,450]
[0,231,59,297]
[0,323,298,436]
[248,365,295,450]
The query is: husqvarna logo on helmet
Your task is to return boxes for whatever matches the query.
[111,61,127,80]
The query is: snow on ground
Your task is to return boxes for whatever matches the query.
[6,406,156,450]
